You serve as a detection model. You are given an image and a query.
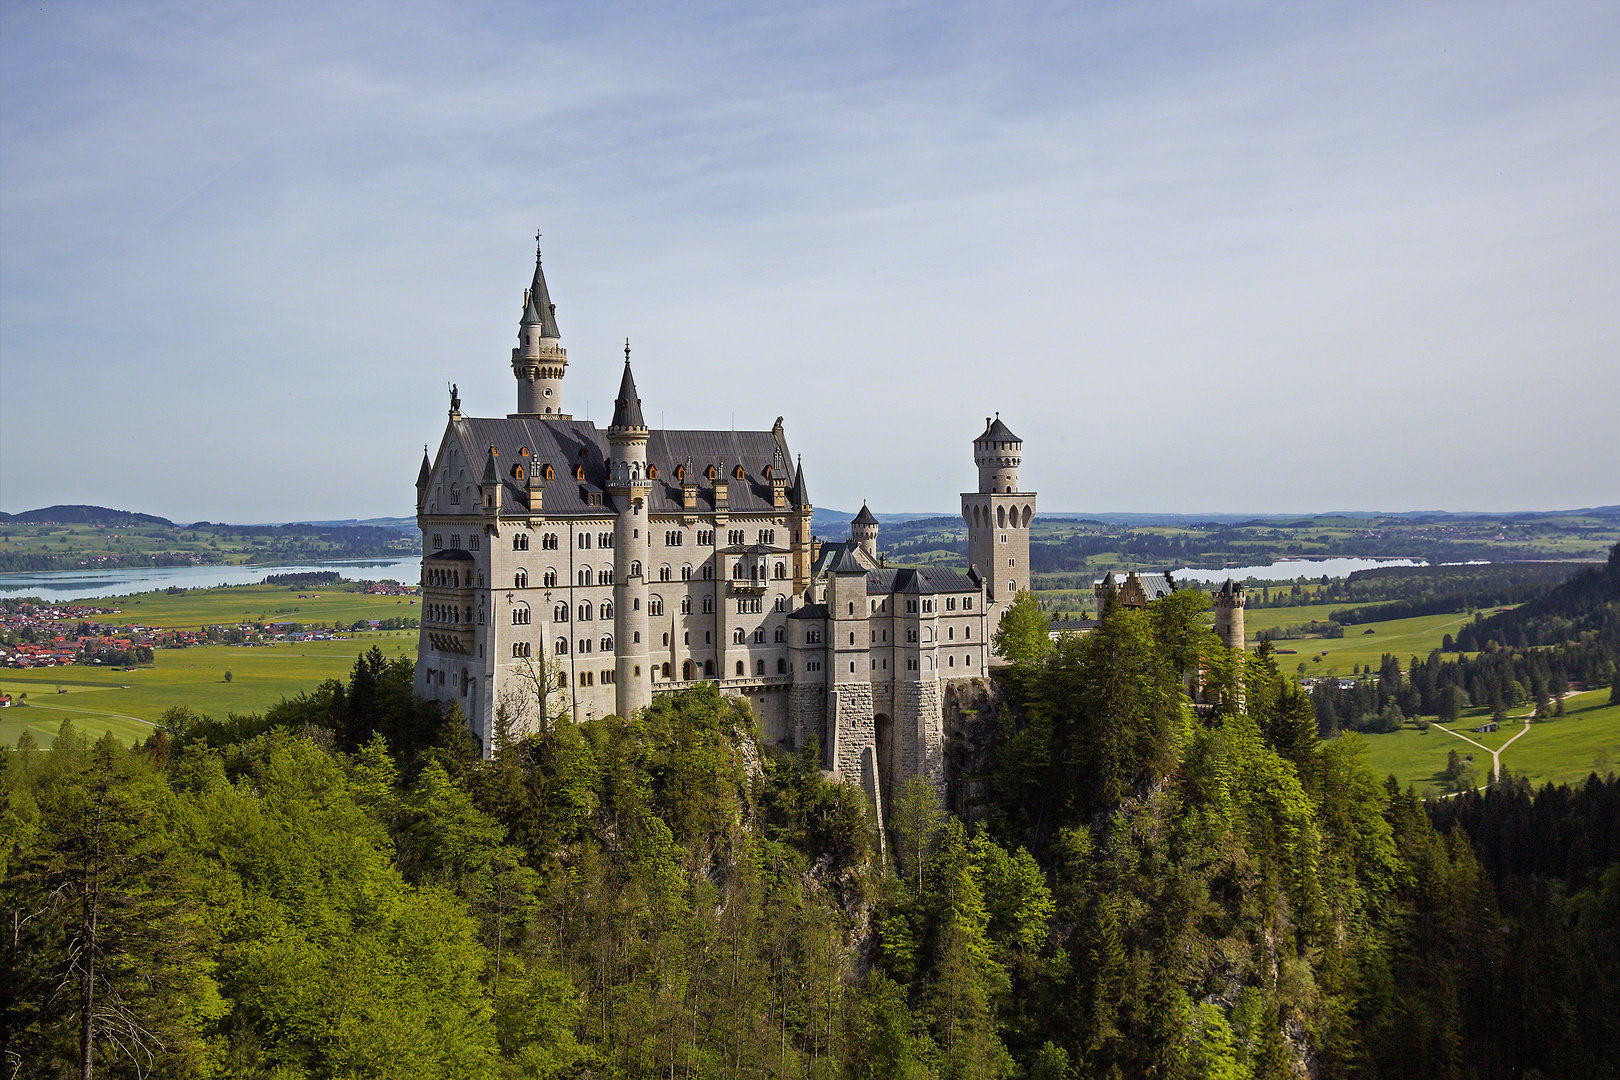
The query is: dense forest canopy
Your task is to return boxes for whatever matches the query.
[3,550,1619,1078]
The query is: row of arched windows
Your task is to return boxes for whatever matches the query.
[967,502,1033,529]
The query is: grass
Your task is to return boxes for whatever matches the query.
[1265,611,1480,675]
[1349,690,1620,794]
[80,582,421,630]
[0,632,418,748]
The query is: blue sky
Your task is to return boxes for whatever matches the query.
[2,0,1616,522]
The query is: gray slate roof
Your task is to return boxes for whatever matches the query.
[851,503,879,526]
[521,253,561,339]
[865,565,981,596]
[609,361,646,431]
[448,416,797,519]
[977,416,1019,443]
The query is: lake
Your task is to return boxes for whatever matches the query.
[1171,558,1427,583]
[0,557,423,601]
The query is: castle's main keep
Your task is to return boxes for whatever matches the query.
[415,245,1036,816]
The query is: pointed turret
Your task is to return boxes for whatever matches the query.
[851,502,879,560]
[512,239,568,417]
[609,353,646,431]
[788,457,811,508]
[521,249,561,339]
[480,446,502,516]
[415,446,432,512]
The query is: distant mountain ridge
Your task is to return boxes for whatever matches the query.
[0,505,176,527]
[0,506,417,535]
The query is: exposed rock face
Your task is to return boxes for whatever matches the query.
[941,675,1012,825]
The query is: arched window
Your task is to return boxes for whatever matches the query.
[706,465,718,480]
[733,628,746,644]
[679,597,691,614]
[663,632,670,646]
[542,465,554,481]
[578,602,592,621]
[662,662,672,678]
[775,627,786,642]
[732,563,744,580]
[704,660,714,677]
[736,661,745,677]
[512,605,530,625]
[649,597,664,616]
[753,628,766,643]
[659,565,671,581]
[514,571,528,588]
[601,634,613,651]
[543,569,557,587]
[554,603,568,622]
[578,639,591,654]
[755,659,766,675]
[578,568,591,586]
[774,562,786,579]
[681,564,692,581]
[514,534,529,551]
[683,660,693,680]
[600,601,613,619]
[555,637,568,655]
[997,505,1006,528]
[630,560,642,577]
[848,602,855,615]
[774,594,786,612]
[512,642,530,658]
[777,658,787,674]
[734,465,745,480]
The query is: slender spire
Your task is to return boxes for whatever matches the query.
[521,240,560,339]
[788,455,810,508]
[481,445,499,486]
[416,446,432,487]
[609,342,646,431]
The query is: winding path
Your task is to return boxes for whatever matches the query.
[1431,702,1541,782]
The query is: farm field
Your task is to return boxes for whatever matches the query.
[1350,690,1620,794]
[1266,611,1479,675]
[78,582,421,630]
[0,633,417,748]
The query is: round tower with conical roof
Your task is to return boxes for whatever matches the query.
[851,503,879,560]
[512,241,568,417]
[608,344,652,719]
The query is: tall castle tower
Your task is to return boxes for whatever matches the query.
[962,415,1035,627]
[608,346,653,720]
[511,242,568,418]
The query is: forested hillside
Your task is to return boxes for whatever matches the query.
[4,591,1618,1077]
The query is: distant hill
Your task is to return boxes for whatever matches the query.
[0,505,175,527]
[279,516,417,534]
[1457,543,1620,649]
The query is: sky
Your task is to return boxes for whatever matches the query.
[2,0,1616,523]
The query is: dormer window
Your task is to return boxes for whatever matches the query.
[542,464,554,481]
[675,465,685,482]
[648,464,658,480]
[706,465,718,480]
[733,465,745,480]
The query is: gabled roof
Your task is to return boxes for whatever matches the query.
[864,565,981,596]
[609,360,646,431]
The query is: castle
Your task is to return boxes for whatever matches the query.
[414,244,1037,821]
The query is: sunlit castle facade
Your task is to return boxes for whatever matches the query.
[415,243,1037,812]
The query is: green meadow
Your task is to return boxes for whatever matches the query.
[1348,690,1620,794]
[85,582,421,630]
[0,633,418,748]
[1264,610,1479,674]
